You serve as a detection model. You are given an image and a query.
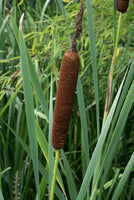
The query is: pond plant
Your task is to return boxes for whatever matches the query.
[0,0,134,199]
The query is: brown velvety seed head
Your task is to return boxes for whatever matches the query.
[52,50,79,149]
[117,0,129,13]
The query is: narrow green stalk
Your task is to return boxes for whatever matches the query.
[73,124,77,160]
[102,12,122,125]
[50,149,60,200]
[0,0,4,72]
[113,13,122,60]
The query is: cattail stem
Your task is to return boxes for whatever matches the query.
[102,12,122,126]
[50,150,60,200]
[113,13,122,61]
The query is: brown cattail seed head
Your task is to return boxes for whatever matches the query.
[52,50,79,149]
[117,0,130,13]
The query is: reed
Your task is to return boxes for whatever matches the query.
[51,1,83,199]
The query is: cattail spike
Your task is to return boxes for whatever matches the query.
[52,51,79,149]
[117,0,130,13]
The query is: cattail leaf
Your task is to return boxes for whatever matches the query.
[36,121,49,162]
[0,84,22,116]
[27,52,49,120]
[9,13,49,120]
[0,0,2,23]
[19,28,40,197]
[77,76,89,166]
[37,176,47,200]
[101,60,134,165]
[112,153,134,200]
[5,122,31,154]
[0,189,4,200]
[48,74,54,196]
[61,150,77,200]
[0,13,9,36]
[103,79,134,172]
[9,14,19,46]
[106,168,120,200]
[121,27,134,64]
[40,0,51,22]
[76,75,124,200]
[38,161,67,200]
[57,0,71,46]
[97,67,134,199]
[35,121,67,198]
[5,122,66,200]
[111,59,134,130]
[85,0,100,136]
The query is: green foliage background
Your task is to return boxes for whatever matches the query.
[0,0,134,199]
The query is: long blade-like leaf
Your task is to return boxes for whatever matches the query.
[76,76,124,200]
[86,0,100,136]
[0,189,4,200]
[5,122,66,200]
[77,76,89,166]
[57,0,71,45]
[112,153,134,200]
[19,27,40,198]
[61,150,77,200]
[9,13,49,120]
[36,121,67,198]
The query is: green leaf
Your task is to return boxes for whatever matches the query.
[9,13,49,120]
[104,80,134,171]
[76,76,124,200]
[27,52,49,120]
[0,189,4,200]
[36,119,67,199]
[19,28,40,198]
[61,150,77,200]
[5,122,66,200]
[48,74,54,196]
[10,14,19,46]
[57,0,71,47]
[85,0,100,136]
[112,153,134,200]
[77,76,90,166]
[0,84,22,116]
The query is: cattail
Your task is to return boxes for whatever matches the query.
[52,51,79,149]
[117,0,130,13]
[52,0,83,149]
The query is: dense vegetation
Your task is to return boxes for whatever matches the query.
[0,0,134,199]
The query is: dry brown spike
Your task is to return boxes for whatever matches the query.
[117,0,130,13]
[71,0,83,53]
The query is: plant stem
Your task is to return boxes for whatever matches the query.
[50,149,60,200]
[102,12,122,126]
